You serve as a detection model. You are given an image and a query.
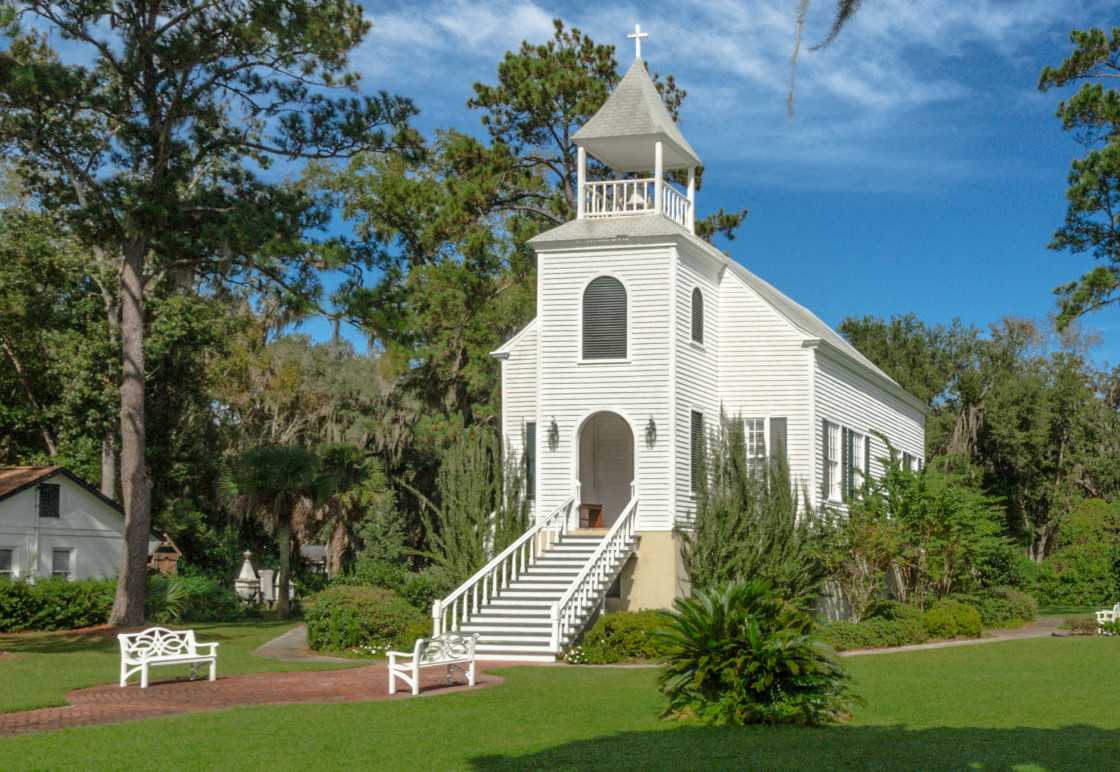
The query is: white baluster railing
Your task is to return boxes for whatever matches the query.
[583,179,655,218]
[661,182,692,230]
[432,496,575,636]
[549,497,639,652]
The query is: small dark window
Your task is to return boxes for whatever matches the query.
[582,276,627,359]
[38,484,60,518]
[52,549,70,578]
[0,549,12,577]
[525,422,536,500]
[691,287,704,344]
[690,410,704,492]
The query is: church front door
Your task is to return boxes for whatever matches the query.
[577,412,634,529]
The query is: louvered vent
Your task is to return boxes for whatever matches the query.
[691,287,704,344]
[583,277,627,359]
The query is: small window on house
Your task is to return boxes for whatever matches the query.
[38,484,60,518]
[691,287,704,344]
[852,433,866,485]
[690,411,704,492]
[822,421,841,502]
[0,549,12,578]
[582,276,627,360]
[745,418,766,472]
[525,422,536,500]
[52,549,70,579]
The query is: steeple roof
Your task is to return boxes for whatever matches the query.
[573,58,701,172]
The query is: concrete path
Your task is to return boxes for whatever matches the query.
[250,625,351,663]
[839,616,1063,657]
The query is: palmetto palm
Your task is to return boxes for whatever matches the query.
[656,580,859,726]
[221,445,323,619]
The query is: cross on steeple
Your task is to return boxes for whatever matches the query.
[628,24,648,59]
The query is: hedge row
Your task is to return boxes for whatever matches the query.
[0,577,115,632]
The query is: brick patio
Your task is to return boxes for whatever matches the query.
[0,660,523,738]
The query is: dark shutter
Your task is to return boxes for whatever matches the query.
[768,417,787,468]
[821,419,830,500]
[583,277,627,359]
[903,451,912,473]
[691,287,704,344]
[864,436,871,480]
[690,411,704,492]
[38,484,60,518]
[525,422,536,500]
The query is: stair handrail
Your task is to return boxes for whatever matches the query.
[432,496,575,635]
[549,497,639,652]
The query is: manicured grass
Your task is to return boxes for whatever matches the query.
[3,635,1120,770]
[0,619,365,713]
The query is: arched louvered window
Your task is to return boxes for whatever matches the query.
[582,276,627,359]
[691,287,704,344]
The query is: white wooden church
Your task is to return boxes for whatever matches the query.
[433,30,926,660]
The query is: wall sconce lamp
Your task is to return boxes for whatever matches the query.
[645,415,657,448]
[547,417,560,450]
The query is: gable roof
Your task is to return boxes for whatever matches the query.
[573,58,700,171]
[0,466,124,514]
[490,317,538,360]
[527,215,926,412]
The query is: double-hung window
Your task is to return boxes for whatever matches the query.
[745,418,766,473]
[0,549,12,579]
[824,422,841,502]
[52,549,71,579]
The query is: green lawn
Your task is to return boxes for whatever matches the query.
[0,619,365,713]
[2,632,1120,770]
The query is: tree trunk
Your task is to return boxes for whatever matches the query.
[109,245,151,626]
[277,520,292,620]
[101,434,116,500]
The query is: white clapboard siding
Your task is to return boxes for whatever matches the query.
[812,346,927,509]
[499,319,539,517]
[535,242,674,531]
[715,269,814,496]
[673,246,722,521]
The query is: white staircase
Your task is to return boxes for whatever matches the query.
[432,496,638,662]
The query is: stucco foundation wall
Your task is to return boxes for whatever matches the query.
[606,530,688,612]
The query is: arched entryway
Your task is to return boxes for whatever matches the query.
[577,411,635,529]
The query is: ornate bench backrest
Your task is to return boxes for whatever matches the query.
[417,631,477,663]
[119,627,196,658]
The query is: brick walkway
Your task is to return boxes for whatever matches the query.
[0,661,519,738]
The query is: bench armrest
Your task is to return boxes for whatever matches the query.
[194,642,219,654]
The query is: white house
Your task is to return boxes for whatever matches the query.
[433,34,925,660]
[0,467,125,581]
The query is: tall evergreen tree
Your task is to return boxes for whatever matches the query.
[0,0,417,623]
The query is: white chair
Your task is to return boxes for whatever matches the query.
[1095,603,1120,634]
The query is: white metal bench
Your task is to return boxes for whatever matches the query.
[118,627,219,688]
[388,631,479,696]
[1097,603,1120,634]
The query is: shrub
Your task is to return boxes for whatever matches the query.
[335,561,451,614]
[580,610,675,663]
[1065,616,1099,635]
[865,600,923,623]
[818,614,927,652]
[305,585,426,652]
[0,577,115,632]
[949,586,1037,629]
[657,580,859,726]
[145,574,245,623]
[922,599,982,639]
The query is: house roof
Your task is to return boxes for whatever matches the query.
[573,58,701,171]
[526,215,927,412]
[0,466,124,513]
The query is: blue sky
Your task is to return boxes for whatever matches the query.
[322,1,1119,364]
